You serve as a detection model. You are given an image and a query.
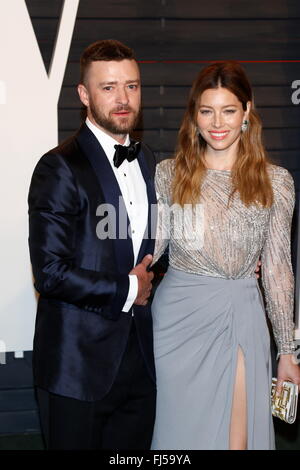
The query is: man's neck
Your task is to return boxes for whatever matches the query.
[87,116,127,145]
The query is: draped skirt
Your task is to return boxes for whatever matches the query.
[151,267,275,450]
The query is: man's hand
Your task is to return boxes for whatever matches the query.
[130,254,154,306]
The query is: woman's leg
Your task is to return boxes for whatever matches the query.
[229,346,248,450]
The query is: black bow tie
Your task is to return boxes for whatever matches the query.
[113,140,141,168]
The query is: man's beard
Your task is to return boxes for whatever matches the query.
[90,102,140,136]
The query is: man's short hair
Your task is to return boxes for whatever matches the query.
[80,39,137,85]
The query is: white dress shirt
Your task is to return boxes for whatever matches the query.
[86,118,148,312]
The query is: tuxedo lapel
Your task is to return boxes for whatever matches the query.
[136,149,157,264]
[76,124,134,274]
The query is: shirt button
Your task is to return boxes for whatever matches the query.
[132,229,135,234]
[123,173,126,177]
[130,201,132,205]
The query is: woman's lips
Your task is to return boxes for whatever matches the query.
[208,131,230,140]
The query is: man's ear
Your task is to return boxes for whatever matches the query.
[77,83,89,107]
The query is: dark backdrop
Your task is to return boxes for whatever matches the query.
[0,0,299,445]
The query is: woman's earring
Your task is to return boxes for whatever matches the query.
[241,119,249,132]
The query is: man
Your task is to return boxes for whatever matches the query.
[28,39,157,450]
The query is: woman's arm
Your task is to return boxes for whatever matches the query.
[151,160,172,266]
[261,167,300,391]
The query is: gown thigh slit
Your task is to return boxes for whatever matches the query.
[229,345,248,450]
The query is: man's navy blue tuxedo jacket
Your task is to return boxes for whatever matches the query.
[28,124,157,401]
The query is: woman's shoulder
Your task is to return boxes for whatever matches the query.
[267,164,295,201]
[267,163,294,187]
[156,157,175,176]
[155,158,175,183]
[154,158,175,197]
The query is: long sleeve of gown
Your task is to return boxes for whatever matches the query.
[261,168,296,357]
[151,160,172,266]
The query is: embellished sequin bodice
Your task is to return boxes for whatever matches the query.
[153,158,295,355]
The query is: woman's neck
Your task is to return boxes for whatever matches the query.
[204,147,237,171]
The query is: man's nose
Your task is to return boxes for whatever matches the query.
[116,87,129,105]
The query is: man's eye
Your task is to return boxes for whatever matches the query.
[128,84,138,89]
[103,86,113,91]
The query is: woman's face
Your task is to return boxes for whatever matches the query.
[196,87,250,153]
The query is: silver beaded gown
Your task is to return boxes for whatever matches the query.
[150,159,296,450]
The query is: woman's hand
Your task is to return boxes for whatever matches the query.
[255,259,261,279]
[276,353,300,394]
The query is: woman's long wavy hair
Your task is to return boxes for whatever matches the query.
[172,61,273,207]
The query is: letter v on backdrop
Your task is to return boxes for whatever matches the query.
[0,0,80,352]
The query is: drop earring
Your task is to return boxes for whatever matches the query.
[241,119,248,132]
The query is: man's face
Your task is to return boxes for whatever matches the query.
[78,59,141,142]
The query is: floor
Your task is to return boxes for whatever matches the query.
[0,419,299,450]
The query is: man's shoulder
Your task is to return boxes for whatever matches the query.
[36,131,82,171]
[47,132,80,159]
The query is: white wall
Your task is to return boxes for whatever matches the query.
[0,0,79,352]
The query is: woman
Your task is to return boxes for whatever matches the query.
[150,61,300,450]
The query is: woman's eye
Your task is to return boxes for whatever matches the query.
[224,109,236,114]
[199,110,211,114]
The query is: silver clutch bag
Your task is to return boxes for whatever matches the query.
[271,378,298,424]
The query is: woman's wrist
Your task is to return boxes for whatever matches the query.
[277,352,295,363]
